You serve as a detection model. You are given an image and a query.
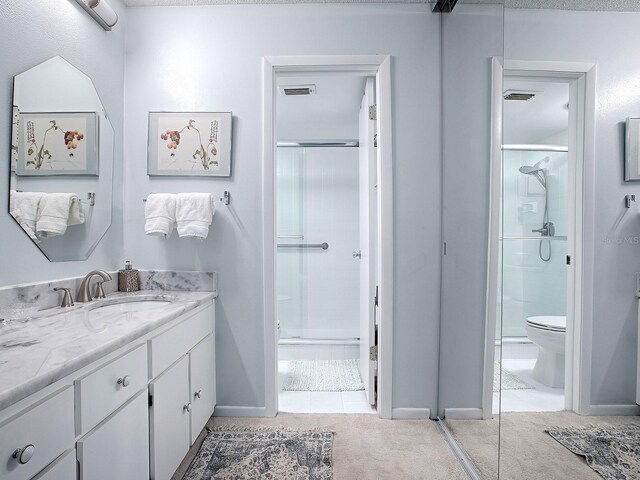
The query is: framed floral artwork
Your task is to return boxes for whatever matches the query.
[147,112,232,176]
[16,112,98,176]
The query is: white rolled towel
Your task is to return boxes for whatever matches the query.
[145,193,177,237]
[176,193,214,240]
[36,193,85,237]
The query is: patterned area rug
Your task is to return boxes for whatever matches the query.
[547,424,640,480]
[184,426,334,480]
[493,362,534,391]
[282,359,365,392]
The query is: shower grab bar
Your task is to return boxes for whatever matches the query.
[500,235,568,240]
[277,242,329,250]
[277,235,305,239]
[502,144,568,152]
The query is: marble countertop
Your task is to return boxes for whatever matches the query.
[0,290,215,411]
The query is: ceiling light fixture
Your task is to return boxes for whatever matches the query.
[74,0,118,30]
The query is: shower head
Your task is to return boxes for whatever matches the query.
[518,165,543,175]
[519,164,547,188]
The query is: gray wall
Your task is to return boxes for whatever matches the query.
[439,4,504,415]
[123,4,442,411]
[505,8,640,407]
[0,0,126,287]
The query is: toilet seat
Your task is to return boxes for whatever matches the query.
[526,315,566,333]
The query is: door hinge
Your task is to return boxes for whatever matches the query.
[374,285,379,307]
[566,255,571,265]
[374,133,378,148]
[369,345,378,361]
[369,105,377,120]
[148,394,153,407]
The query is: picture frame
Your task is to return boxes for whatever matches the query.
[147,112,232,176]
[16,112,98,176]
[625,117,640,181]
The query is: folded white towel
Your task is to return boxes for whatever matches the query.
[176,193,214,240]
[10,190,42,242]
[36,193,85,237]
[145,194,177,237]
[12,191,46,237]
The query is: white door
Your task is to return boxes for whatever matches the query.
[189,334,216,445]
[77,390,149,480]
[149,355,191,480]
[359,77,377,405]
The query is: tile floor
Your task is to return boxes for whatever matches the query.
[278,360,376,414]
[497,358,565,413]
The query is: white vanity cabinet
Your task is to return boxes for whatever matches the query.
[0,297,216,480]
[149,306,216,480]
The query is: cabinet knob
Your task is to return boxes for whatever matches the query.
[12,444,35,464]
[194,389,203,399]
[183,403,192,413]
[117,375,131,388]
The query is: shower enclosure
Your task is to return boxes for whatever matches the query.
[499,146,568,338]
[276,145,360,340]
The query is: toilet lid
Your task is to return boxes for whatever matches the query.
[526,315,566,332]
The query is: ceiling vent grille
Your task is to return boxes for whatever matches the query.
[504,90,538,101]
[280,85,316,96]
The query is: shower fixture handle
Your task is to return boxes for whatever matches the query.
[532,222,555,237]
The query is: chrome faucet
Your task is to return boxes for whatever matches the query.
[77,270,113,303]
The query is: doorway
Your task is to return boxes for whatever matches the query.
[484,59,596,417]
[262,56,394,419]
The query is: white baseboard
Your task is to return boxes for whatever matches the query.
[391,408,431,419]
[214,406,269,417]
[588,404,640,416]
[444,408,484,420]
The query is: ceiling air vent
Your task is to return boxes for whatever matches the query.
[280,85,316,96]
[504,90,538,101]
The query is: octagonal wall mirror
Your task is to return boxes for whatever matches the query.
[9,56,114,261]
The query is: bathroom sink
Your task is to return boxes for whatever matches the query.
[85,295,176,313]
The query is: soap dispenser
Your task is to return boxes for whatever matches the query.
[118,261,139,292]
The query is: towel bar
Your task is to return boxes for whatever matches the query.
[277,242,329,250]
[143,191,230,206]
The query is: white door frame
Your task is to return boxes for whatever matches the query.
[262,55,394,419]
[484,58,596,418]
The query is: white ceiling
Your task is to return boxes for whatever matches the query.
[503,79,569,144]
[123,0,640,10]
[276,74,366,140]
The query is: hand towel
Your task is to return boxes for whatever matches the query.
[144,193,177,237]
[10,190,41,242]
[12,191,45,236]
[176,193,214,240]
[36,193,84,237]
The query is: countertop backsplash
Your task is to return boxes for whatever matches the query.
[0,270,216,312]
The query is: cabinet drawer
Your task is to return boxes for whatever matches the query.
[149,304,213,378]
[33,449,76,480]
[0,386,75,480]
[75,343,148,435]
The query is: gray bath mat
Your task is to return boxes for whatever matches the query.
[493,362,534,391]
[547,424,640,480]
[283,359,365,392]
[183,426,333,480]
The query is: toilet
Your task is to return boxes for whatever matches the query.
[525,316,566,388]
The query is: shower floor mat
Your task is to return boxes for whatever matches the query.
[282,359,365,392]
[494,362,535,391]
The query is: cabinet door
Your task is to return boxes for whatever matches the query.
[77,390,149,480]
[189,334,216,444]
[150,355,191,480]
